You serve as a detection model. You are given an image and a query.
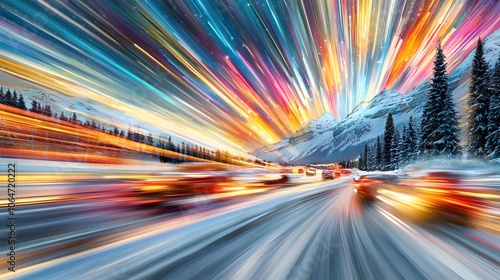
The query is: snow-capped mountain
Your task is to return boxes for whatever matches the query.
[254,28,500,164]
[254,89,419,164]
[255,112,338,163]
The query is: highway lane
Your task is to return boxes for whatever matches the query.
[0,172,321,275]
[4,175,498,280]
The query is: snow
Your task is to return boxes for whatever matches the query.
[296,111,338,133]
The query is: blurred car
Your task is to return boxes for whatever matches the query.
[409,171,486,224]
[130,173,232,207]
[378,170,489,225]
[259,174,290,186]
[353,174,398,200]
[298,168,304,174]
[321,170,334,179]
[306,168,317,176]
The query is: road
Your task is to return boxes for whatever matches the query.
[2,169,498,280]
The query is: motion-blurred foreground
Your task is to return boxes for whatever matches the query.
[1,159,499,279]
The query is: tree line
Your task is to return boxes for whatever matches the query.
[359,38,500,170]
[0,87,255,165]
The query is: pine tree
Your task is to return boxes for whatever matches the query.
[391,129,401,170]
[486,57,500,160]
[436,82,461,157]
[358,149,364,170]
[364,146,370,171]
[30,100,37,112]
[383,113,395,170]
[367,146,375,171]
[127,127,133,140]
[17,94,27,110]
[167,136,174,151]
[420,43,449,156]
[146,133,154,146]
[71,112,77,123]
[156,138,166,163]
[193,145,199,159]
[12,91,18,108]
[407,116,419,163]
[59,111,66,121]
[176,144,181,163]
[0,86,4,103]
[466,38,490,157]
[4,90,14,107]
[361,143,369,170]
[375,136,382,170]
[400,125,408,165]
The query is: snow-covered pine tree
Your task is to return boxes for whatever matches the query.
[375,136,382,170]
[406,116,419,163]
[420,43,447,156]
[383,113,395,170]
[391,129,401,170]
[358,145,365,170]
[486,57,500,161]
[367,145,375,171]
[400,125,408,165]
[466,38,490,157]
[362,143,369,170]
[436,75,461,157]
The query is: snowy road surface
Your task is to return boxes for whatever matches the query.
[4,172,498,280]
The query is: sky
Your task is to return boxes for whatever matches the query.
[0,0,499,152]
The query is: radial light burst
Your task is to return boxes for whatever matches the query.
[0,0,499,151]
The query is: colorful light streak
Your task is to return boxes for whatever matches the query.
[0,1,499,151]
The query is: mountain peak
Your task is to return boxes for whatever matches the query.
[371,89,402,101]
[296,111,338,133]
[317,111,336,121]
